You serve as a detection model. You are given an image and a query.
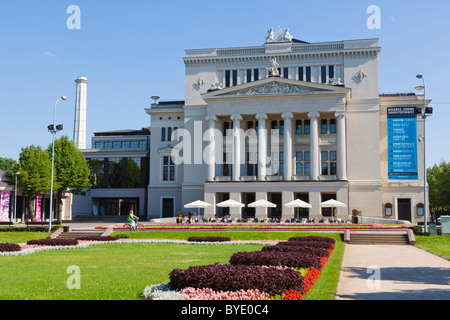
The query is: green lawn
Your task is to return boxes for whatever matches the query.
[0,230,344,300]
[414,234,450,260]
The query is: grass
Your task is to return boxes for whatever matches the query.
[0,230,345,300]
[0,232,51,243]
[414,234,450,260]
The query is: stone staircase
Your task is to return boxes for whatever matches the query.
[54,230,104,239]
[345,231,414,245]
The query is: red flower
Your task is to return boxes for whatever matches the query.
[282,289,304,300]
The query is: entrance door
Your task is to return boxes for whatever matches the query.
[397,198,411,222]
[294,192,309,219]
[268,192,282,218]
[241,192,255,219]
[162,198,174,218]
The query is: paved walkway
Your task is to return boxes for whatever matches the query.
[336,244,450,300]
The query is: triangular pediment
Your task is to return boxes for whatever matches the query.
[202,77,349,100]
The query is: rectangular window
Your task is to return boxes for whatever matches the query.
[283,68,289,79]
[321,119,328,134]
[279,120,284,135]
[298,67,304,81]
[271,120,278,135]
[121,141,130,149]
[247,69,252,83]
[321,151,337,176]
[296,162,303,176]
[139,140,146,149]
[330,119,336,134]
[330,151,337,161]
[296,120,302,134]
[232,70,238,86]
[329,65,334,79]
[321,151,328,161]
[130,141,138,149]
[305,67,311,82]
[223,153,231,176]
[254,69,259,81]
[104,141,112,149]
[161,127,166,141]
[94,142,103,149]
[126,157,141,188]
[113,141,121,149]
[304,120,310,134]
[321,66,327,83]
[330,162,337,175]
[223,122,232,136]
[225,70,231,87]
[305,162,311,176]
[162,156,175,181]
[322,162,329,175]
[296,151,302,161]
[304,152,310,161]
[167,127,173,141]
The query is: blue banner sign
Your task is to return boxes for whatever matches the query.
[387,107,418,180]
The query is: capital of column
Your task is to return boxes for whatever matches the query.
[255,113,268,121]
[307,112,320,120]
[230,114,243,122]
[205,114,217,122]
[281,112,294,120]
[334,111,347,119]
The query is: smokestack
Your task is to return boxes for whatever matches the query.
[73,76,88,149]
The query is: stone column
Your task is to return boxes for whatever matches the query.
[281,112,293,181]
[255,113,268,181]
[308,112,320,181]
[230,114,243,181]
[334,111,348,180]
[205,115,217,182]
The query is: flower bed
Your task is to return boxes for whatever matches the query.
[26,238,78,246]
[187,236,231,242]
[143,235,336,300]
[74,236,119,242]
[0,243,21,252]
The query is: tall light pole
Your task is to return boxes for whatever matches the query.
[48,96,67,232]
[415,74,432,235]
[14,172,20,224]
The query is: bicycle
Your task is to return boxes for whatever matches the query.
[123,218,144,231]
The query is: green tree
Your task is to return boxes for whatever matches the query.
[15,146,51,221]
[48,136,91,220]
[0,157,17,175]
[427,161,450,217]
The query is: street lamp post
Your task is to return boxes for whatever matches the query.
[14,172,20,224]
[48,96,67,232]
[415,74,431,235]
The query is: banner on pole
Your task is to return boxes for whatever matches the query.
[387,107,418,180]
[0,191,10,222]
[36,194,42,222]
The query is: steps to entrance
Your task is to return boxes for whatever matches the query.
[344,231,414,245]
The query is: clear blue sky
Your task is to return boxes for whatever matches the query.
[1,0,449,167]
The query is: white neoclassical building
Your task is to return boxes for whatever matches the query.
[145,28,430,224]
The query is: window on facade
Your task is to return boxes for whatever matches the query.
[330,119,336,134]
[296,120,302,134]
[104,141,112,149]
[321,119,328,134]
[113,141,121,149]
[304,120,310,134]
[162,156,175,181]
[254,69,259,81]
[223,121,232,136]
[283,68,289,79]
[296,151,310,176]
[271,152,283,176]
[126,157,141,188]
[167,127,173,141]
[94,142,103,149]
[247,121,257,135]
[161,127,166,141]
[130,141,139,149]
[225,70,231,87]
[298,67,304,81]
[246,152,258,176]
[108,157,122,188]
[139,140,146,149]
[271,120,278,135]
[329,65,334,79]
[232,70,238,86]
[121,141,130,149]
[321,151,337,176]
[305,67,311,82]
[279,120,284,135]
[223,153,231,176]
[321,66,327,83]
[247,69,252,83]
[89,158,104,188]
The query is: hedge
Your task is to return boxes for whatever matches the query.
[187,237,231,242]
[0,226,62,232]
[26,238,78,246]
[0,243,21,252]
[229,250,322,270]
[261,244,330,257]
[74,236,119,242]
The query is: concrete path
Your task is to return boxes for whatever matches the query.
[336,244,450,300]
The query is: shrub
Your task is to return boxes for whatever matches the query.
[0,226,62,232]
[278,240,334,250]
[261,245,330,257]
[288,236,336,244]
[229,250,322,270]
[75,236,119,241]
[169,263,305,296]
[180,287,270,300]
[187,237,231,242]
[26,238,78,246]
[114,232,130,239]
[0,243,21,252]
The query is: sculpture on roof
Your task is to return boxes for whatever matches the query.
[266,26,294,43]
[265,58,279,76]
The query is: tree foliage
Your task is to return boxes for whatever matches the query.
[47,136,91,219]
[427,161,450,212]
[0,157,17,175]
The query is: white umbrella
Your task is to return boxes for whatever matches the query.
[285,199,312,220]
[216,199,245,208]
[184,200,213,218]
[319,199,346,219]
[248,199,276,208]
